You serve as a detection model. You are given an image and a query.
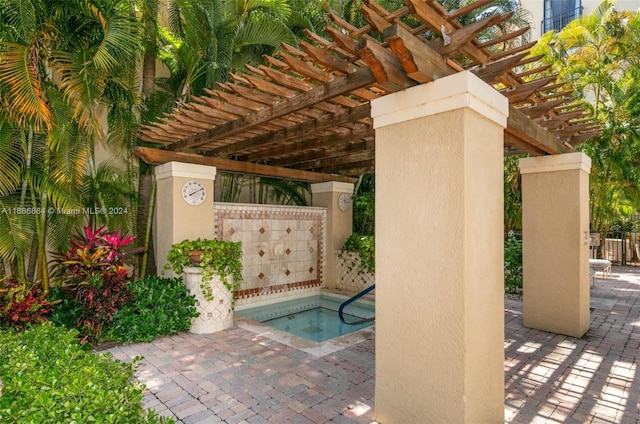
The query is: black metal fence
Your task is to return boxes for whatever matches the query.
[590,232,640,266]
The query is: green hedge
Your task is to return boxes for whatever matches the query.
[504,233,523,293]
[103,276,198,343]
[0,323,171,423]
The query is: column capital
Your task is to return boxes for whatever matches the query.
[155,161,217,181]
[371,71,508,130]
[519,152,591,175]
[310,181,354,194]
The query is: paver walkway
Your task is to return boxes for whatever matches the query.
[108,267,640,423]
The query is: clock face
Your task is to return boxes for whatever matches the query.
[182,180,207,206]
[338,193,352,211]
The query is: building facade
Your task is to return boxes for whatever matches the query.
[520,0,640,39]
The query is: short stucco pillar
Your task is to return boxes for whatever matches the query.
[519,153,591,337]
[371,71,507,423]
[311,182,354,289]
[154,162,216,273]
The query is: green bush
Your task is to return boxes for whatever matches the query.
[0,323,171,423]
[103,276,199,343]
[48,287,83,330]
[504,233,523,294]
[339,233,375,274]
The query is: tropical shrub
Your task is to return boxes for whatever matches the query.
[339,233,375,274]
[353,174,375,236]
[48,287,84,330]
[104,276,199,343]
[504,232,523,293]
[0,280,52,329]
[0,323,171,423]
[50,226,144,339]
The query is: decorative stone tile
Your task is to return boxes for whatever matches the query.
[214,203,326,304]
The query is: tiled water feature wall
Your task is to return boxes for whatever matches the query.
[214,203,327,307]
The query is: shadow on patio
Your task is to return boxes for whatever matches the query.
[108,266,640,423]
[505,266,640,423]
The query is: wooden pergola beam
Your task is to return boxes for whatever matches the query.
[166,66,377,152]
[205,103,372,157]
[384,24,454,82]
[269,139,375,167]
[239,127,374,162]
[506,106,572,155]
[470,52,528,84]
[356,37,416,90]
[134,147,357,183]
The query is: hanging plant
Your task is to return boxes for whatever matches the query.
[164,238,243,303]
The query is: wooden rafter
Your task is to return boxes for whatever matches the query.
[138,0,601,180]
[134,147,357,183]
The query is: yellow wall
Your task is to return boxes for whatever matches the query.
[371,71,507,423]
[311,182,354,289]
[520,153,591,337]
[154,162,217,273]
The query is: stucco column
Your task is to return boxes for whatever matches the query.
[154,162,216,273]
[519,153,591,337]
[311,182,354,289]
[371,71,507,423]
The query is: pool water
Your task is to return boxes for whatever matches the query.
[236,293,374,343]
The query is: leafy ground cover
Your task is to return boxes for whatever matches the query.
[0,323,173,423]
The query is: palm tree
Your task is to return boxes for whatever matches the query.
[161,0,298,101]
[532,0,640,254]
[0,0,142,288]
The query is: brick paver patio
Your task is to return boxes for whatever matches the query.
[108,267,640,423]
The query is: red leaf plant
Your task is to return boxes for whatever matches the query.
[0,279,52,329]
[50,226,145,339]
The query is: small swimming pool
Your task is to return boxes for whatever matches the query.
[236,293,374,343]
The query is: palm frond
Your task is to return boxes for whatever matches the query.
[0,195,36,264]
[0,120,24,196]
[0,41,51,129]
[50,49,105,139]
[233,12,296,50]
[245,0,292,21]
[259,177,310,206]
[0,0,39,42]
[84,0,141,72]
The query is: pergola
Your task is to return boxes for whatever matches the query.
[136,0,600,182]
[141,1,599,422]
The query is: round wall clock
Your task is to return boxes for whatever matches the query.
[182,180,207,205]
[337,193,352,211]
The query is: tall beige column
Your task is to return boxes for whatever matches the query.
[155,162,216,273]
[371,71,507,423]
[311,182,354,289]
[519,153,591,337]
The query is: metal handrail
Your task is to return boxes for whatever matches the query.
[338,284,375,325]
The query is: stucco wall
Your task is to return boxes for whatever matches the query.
[372,71,507,423]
